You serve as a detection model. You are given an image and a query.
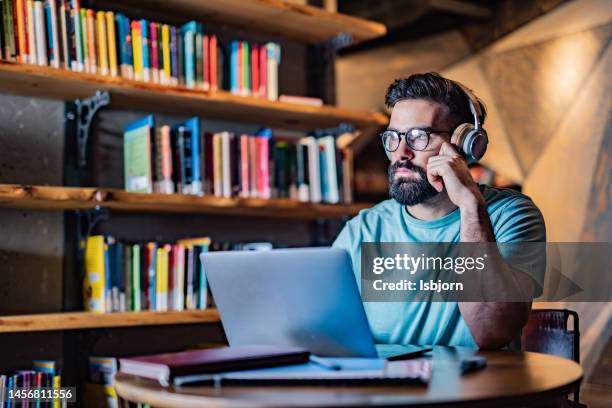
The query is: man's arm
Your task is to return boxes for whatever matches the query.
[427,143,533,349]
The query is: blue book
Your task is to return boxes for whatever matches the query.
[177,117,202,194]
[45,3,55,65]
[6,376,13,408]
[115,14,126,68]
[104,237,112,312]
[170,25,178,82]
[230,41,239,94]
[198,243,210,309]
[140,19,150,81]
[181,21,197,88]
[148,243,157,310]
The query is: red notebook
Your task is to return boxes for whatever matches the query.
[119,345,310,386]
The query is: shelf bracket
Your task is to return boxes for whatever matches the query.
[67,90,111,168]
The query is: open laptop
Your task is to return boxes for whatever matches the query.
[201,247,431,360]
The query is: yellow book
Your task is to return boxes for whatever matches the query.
[80,9,89,72]
[53,375,61,408]
[156,247,163,310]
[106,11,118,77]
[131,21,143,81]
[161,24,171,85]
[96,11,108,76]
[84,235,106,313]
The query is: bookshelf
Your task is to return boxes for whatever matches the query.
[0,62,388,131]
[0,310,220,333]
[0,184,371,219]
[102,0,387,44]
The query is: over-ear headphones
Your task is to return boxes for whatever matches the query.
[450,82,488,163]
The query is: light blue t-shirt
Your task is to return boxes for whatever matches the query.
[332,184,546,348]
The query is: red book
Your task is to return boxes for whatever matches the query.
[257,135,270,199]
[119,345,310,387]
[237,41,243,94]
[203,34,210,90]
[209,35,218,90]
[240,134,250,197]
[259,43,267,99]
[150,22,159,83]
[251,44,259,97]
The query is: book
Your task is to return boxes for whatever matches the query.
[300,136,321,203]
[96,11,108,75]
[71,0,82,71]
[106,11,117,77]
[84,235,106,313]
[86,8,95,72]
[123,115,154,193]
[140,19,150,81]
[265,42,280,100]
[119,345,310,387]
[34,0,47,65]
[177,117,202,195]
[318,135,339,204]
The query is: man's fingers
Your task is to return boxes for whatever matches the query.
[439,142,460,156]
[427,163,445,192]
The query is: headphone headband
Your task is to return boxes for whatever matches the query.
[453,81,483,130]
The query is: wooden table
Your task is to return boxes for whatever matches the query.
[113,347,583,407]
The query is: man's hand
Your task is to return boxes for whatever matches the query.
[426,142,484,210]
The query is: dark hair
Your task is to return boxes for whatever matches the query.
[384,72,486,126]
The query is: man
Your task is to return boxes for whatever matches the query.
[333,73,545,349]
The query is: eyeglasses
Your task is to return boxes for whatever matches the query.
[379,128,451,152]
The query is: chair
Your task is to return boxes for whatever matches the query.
[521,308,584,406]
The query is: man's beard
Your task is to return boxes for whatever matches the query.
[388,161,439,206]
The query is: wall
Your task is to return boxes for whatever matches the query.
[337,0,611,375]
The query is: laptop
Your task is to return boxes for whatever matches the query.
[201,247,431,360]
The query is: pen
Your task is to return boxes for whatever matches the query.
[309,355,342,371]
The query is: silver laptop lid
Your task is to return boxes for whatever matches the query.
[201,247,377,357]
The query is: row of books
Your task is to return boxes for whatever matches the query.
[84,234,274,313]
[0,1,281,99]
[0,360,64,407]
[123,116,355,204]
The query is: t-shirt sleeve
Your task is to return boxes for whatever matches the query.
[493,196,547,296]
[332,217,363,283]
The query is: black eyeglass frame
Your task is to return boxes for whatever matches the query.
[379,127,452,152]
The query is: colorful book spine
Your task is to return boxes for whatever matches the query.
[131,244,141,311]
[96,11,108,75]
[257,129,272,199]
[251,44,259,97]
[48,0,60,68]
[181,21,196,88]
[209,35,217,90]
[203,34,210,90]
[149,21,159,84]
[86,8,96,73]
[259,41,267,98]
[266,42,280,100]
[242,40,250,96]
[84,235,106,313]
[27,0,37,64]
[2,0,17,60]
[59,0,71,69]
[239,134,250,197]
[140,19,150,82]
[170,25,178,85]
[15,0,27,63]
[33,0,47,65]
[131,20,142,80]
[106,11,117,77]
[161,24,170,85]
[70,0,82,70]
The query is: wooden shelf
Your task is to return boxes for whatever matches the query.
[0,309,220,333]
[0,62,387,132]
[0,184,372,219]
[103,0,386,44]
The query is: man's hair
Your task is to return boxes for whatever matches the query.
[384,72,486,126]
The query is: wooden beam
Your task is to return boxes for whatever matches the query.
[0,310,220,333]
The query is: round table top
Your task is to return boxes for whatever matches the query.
[113,347,583,408]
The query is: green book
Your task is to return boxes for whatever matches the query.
[242,41,250,95]
[132,244,141,311]
[124,115,154,193]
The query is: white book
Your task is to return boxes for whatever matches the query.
[27,0,37,65]
[221,131,232,198]
[212,133,223,197]
[266,43,280,101]
[300,136,321,203]
[48,0,60,68]
[319,135,339,204]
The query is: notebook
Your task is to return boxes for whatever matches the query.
[119,345,310,386]
[173,357,433,386]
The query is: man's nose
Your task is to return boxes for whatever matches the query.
[391,138,415,162]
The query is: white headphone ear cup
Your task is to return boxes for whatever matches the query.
[450,123,474,157]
